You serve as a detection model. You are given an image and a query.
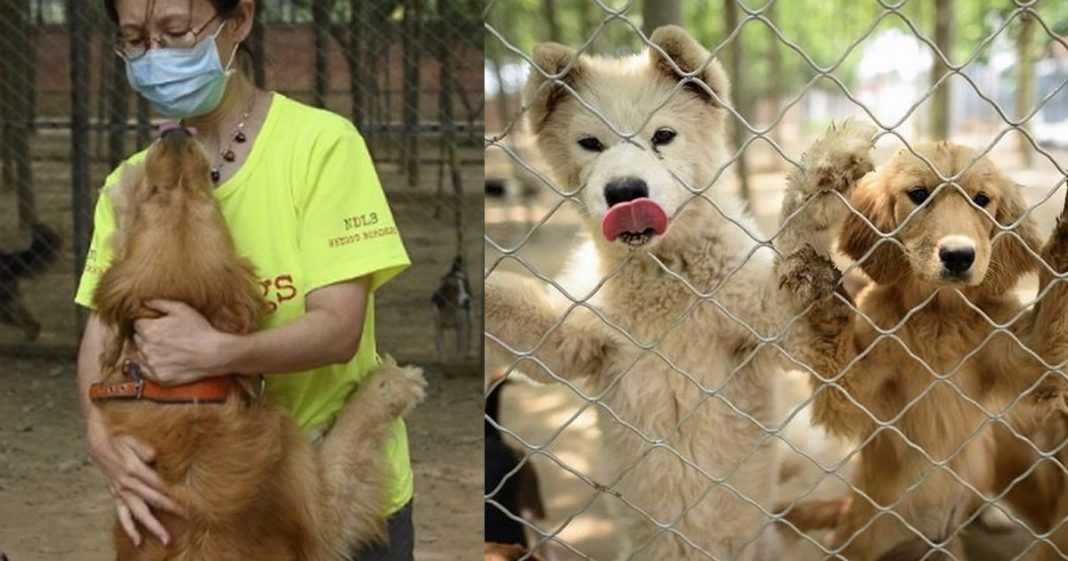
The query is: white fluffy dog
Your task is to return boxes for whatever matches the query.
[486,25,875,561]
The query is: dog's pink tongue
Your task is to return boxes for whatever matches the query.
[601,198,668,242]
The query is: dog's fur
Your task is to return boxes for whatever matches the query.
[485,25,876,561]
[432,255,473,359]
[778,142,1068,561]
[0,223,60,340]
[92,130,426,561]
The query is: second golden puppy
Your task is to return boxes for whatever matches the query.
[779,142,1068,560]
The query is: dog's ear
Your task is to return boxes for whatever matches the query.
[839,173,910,285]
[982,178,1041,294]
[648,25,730,108]
[524,42,583,134]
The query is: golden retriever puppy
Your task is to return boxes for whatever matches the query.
[90,128,426,561]
[777,142,1068,561]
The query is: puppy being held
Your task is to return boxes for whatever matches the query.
[90,127,425,561]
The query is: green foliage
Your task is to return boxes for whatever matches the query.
[487,0,1068,100]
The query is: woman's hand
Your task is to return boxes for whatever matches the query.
[134,299,234,385]
[87,424,186,546]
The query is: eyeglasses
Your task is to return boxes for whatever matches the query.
[114,12,222,61]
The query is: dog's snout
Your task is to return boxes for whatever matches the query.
[604,178,649,208]
[939,245,975,273]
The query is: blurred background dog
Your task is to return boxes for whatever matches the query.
[432,255,473,359]
[0,224,60,341]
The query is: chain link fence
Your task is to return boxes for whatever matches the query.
[0,0,483,364]
[485,1,1068,560]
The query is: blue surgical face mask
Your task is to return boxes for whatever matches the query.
[125,24,239,119]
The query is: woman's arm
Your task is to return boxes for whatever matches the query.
[78,314,185,546]
[133,276,371,385]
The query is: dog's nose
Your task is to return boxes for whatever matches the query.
[939,246,975,273]
[604,178,649,208]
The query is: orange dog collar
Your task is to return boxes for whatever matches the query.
[89,361,234,404]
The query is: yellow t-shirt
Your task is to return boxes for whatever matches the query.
[74,93,414,514]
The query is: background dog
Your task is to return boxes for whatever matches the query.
[486,24,875,561]
[485,372,545,550]
[432,254,472,359]
[779,142,1068,560]
[0,223,60,341]
[92,128,425,561]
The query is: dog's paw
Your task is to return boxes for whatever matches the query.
[374,358,428,418]
[798,119,877,196]
[779,245,842,308]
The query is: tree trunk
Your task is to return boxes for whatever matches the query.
[95,23,108,161]
[1016,2,1037,168]
[491,54,509,134]
[766,0,784,171]
[643,0,682,36]
[347,0,366,127]
[724,0,750,203]
[106,22,129,170]
[7,0,37,228]
[438,3,463,255]
[930,0,953,140]
[70,0,92,328]
[544,0,561,43]
[402,0,421,188]
[312,0,331,108]
[0,0,16,195]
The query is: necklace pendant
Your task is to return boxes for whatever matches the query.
[223,149,236,162]
[234,131,247,143]
[211,169,221,182]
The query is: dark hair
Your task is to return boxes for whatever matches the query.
[103,0,257,79]
[103,0,242,25]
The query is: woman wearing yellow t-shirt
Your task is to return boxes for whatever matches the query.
[74,2,416,560]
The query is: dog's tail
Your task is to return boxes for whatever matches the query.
[318,355,427,558]
[1,223,61,278]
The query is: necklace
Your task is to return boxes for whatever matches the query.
[192,94,256,183]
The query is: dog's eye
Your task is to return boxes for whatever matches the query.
[652,128,677,147]
[577,137,606,152]
[973,193,991,207]
[907,187,929,205]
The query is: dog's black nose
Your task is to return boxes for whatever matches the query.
[604,178,649,208]
[939,246,975,273]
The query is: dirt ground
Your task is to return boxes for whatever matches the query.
[0,354,482,561]
[485,136,1068,560]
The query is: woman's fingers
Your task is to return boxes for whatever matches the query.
[115,440,164,491]
[115,500,142,547]
[122,474,186,517]
[122,435,156,464]
[122,492,170,546]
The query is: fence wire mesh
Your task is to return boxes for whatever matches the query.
[485,1,1068,560]
[0,0,483,363]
